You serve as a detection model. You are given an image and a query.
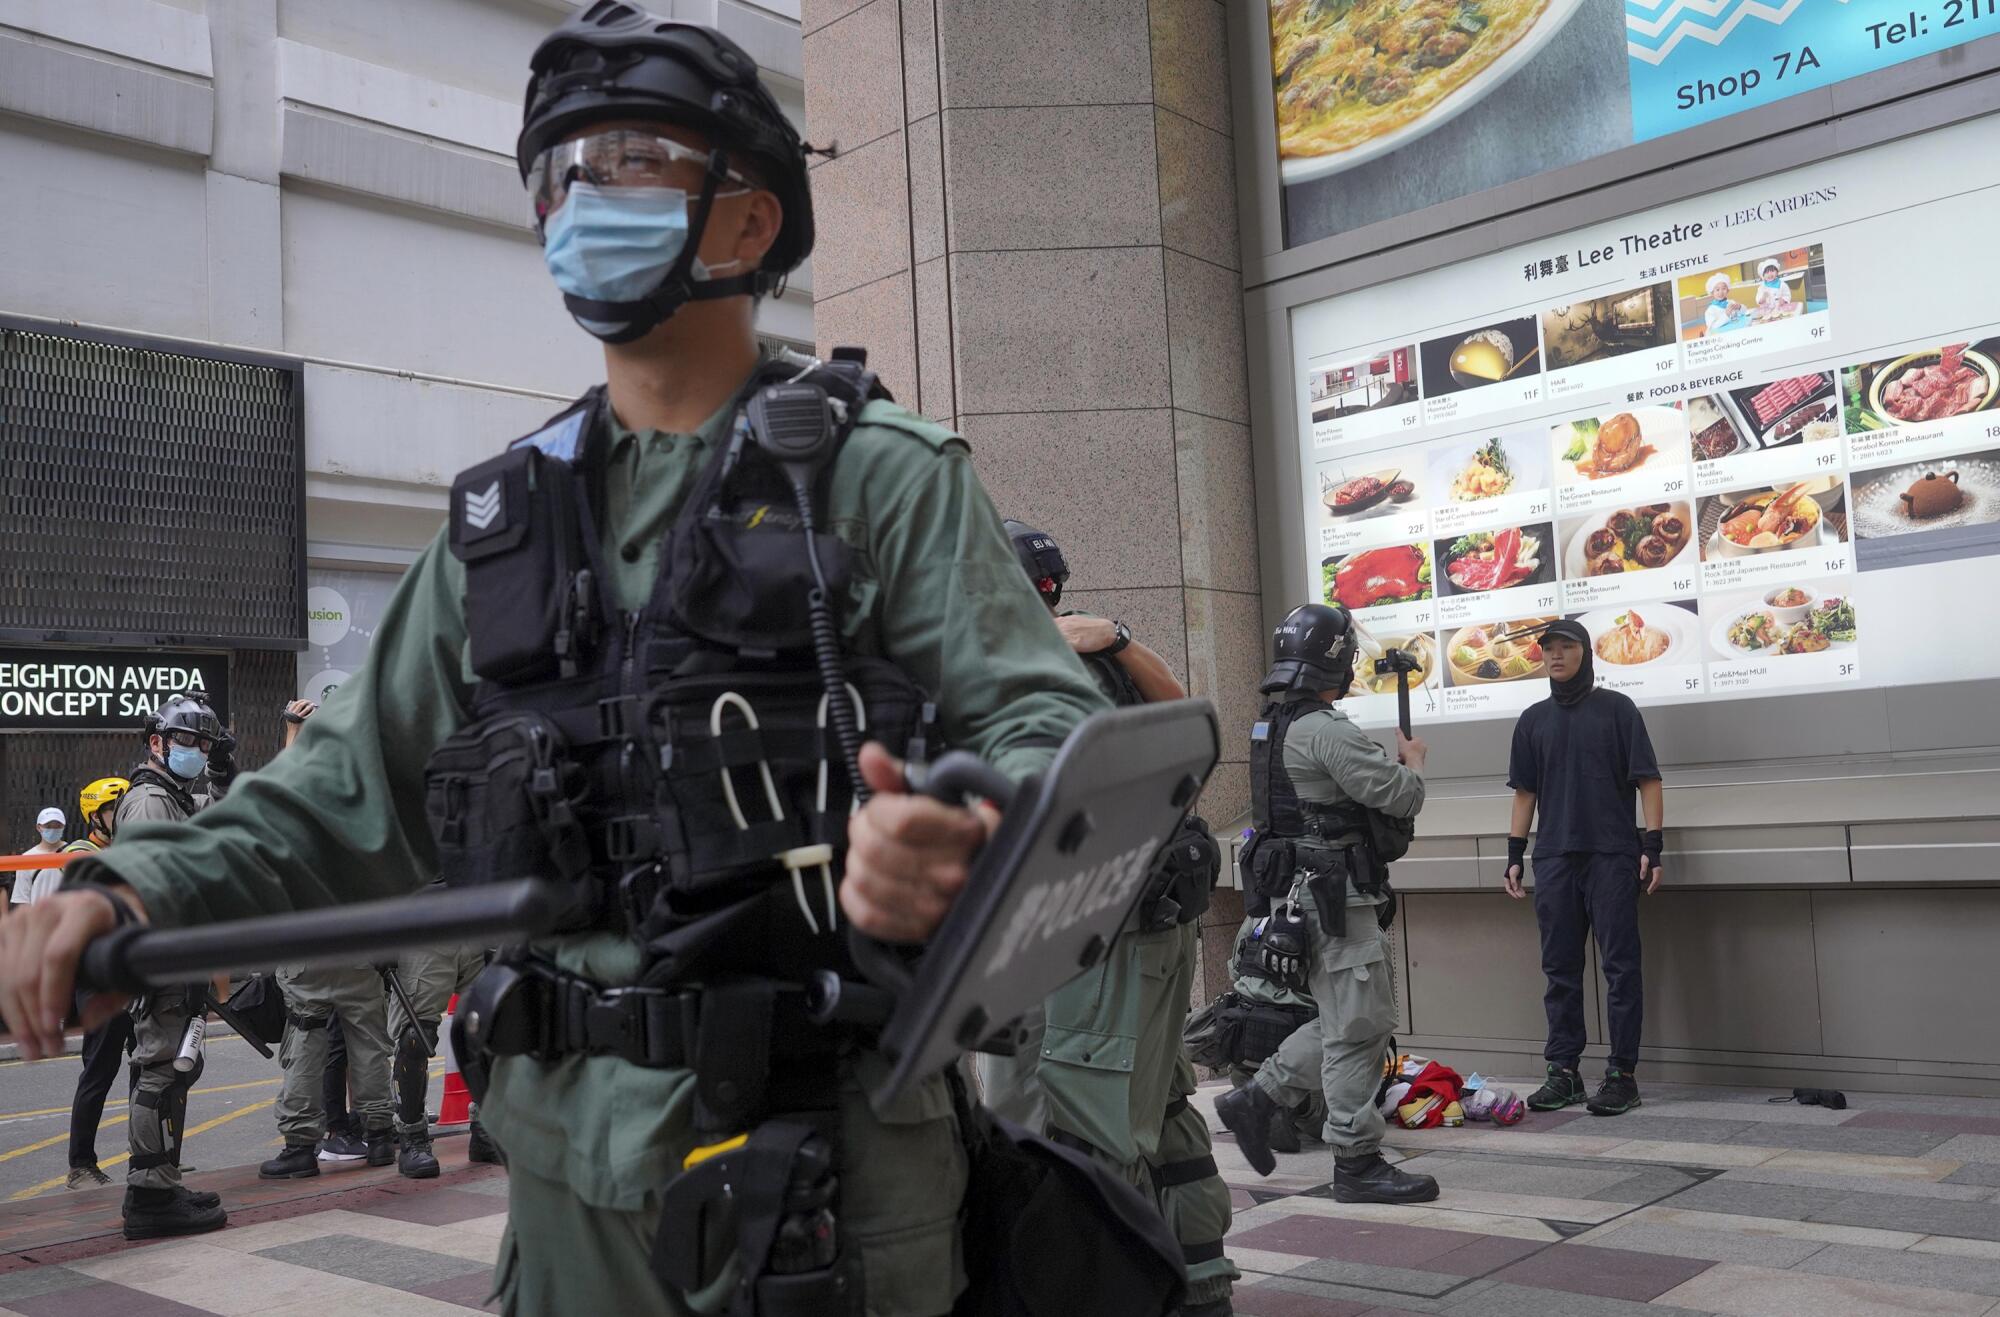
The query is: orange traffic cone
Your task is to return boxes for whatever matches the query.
[439,993,473,1126]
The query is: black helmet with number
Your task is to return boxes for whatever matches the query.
[517,3,813,328]
[1003,520,1069,609]
[1262,603,1358,694]
[145,692,224,743]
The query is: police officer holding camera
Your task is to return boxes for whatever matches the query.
[1213,605,1438,1205]
[0,7,1113,1312]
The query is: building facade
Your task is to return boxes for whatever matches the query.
[0,0,808,839]
[802,0,2000,1097]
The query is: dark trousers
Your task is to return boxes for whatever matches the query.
[68,1008,136,1169]
[1532,851,1643,1074]
[322,1012,352,1135]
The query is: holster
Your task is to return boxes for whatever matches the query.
[1305,864,1350,940]
[652,1118,864,1317]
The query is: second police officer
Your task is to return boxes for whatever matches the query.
[115,694,231,1239]
[1213,605,1440,1205]
[2,6,1123,1313]
[985,521,1238,1316]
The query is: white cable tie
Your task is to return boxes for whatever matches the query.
[710,692,784,832]
[778,844,837,935]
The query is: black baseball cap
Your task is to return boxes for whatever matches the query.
[1537,619,1591,647]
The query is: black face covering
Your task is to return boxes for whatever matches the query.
[1551,649,1596,706]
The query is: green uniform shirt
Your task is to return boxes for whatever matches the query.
[89,374,1108,1207]
[1284,705,1424,910]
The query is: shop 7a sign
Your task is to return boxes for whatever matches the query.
[0,649,229,732]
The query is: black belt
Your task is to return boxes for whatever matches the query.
[477,962,694,1069]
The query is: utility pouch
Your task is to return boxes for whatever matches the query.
[645,659,932,897]
[450,445,593,685]
[1239,832,1296,902]
[652,1120,864,1317]
[661,420,856,654]
[223,974,287,1049]
[424,711,590,893]
[1139,815,1219,929]
[1213,994,1317,1068]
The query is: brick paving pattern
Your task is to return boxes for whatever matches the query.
[9,1081,2000,1311]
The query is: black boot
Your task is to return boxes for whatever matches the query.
[122,1186,227,1240]
[1267,1108,1302,1156]
[365,1125,396,1167]
[1527,1063,1587,1111]
[1213,1084,1281,1177]
[259,1143,320,1180]
[398,1130,440,1180]
[1333,1153,1440,1204]
[466,1120,504,1166]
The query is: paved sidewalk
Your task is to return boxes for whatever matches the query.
[0,1132,505,1314]
[1212,1075,2000,1316]
[9,1078,2000,1313]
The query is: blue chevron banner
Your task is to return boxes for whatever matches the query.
[1629,0,1998,140]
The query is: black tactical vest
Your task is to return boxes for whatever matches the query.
[422,356,936,942]
[1240,694,1413,915]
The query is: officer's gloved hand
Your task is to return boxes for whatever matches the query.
[208,729,239,783]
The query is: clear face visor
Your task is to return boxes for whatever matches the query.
[526,129,750,229]
[1348,617,1384,666]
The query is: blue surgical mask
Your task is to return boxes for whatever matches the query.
[38,826,61,844]
[166,744,208,780]
[540,183,745,299]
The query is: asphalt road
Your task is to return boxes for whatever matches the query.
[0,1028,447,1201]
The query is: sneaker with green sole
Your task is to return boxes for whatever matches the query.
[1587,1069,1642,1115]
[1527,1064,1586,1111]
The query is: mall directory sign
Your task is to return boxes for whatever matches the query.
[1288,112,2000,729]
[1270,0,2000,246]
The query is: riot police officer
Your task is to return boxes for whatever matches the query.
[0,8,1110,1312]
[1213,605,1438,1205]
[980,520,1238,1315]
[115,694,231,1238]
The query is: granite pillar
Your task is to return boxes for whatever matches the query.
[804,0,1261,848]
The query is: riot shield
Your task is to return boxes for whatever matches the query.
[864,698,1220,1107]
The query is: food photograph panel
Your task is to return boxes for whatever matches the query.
[1539,282,1677,371]
[1705,584,1858,662]
[1850,449,2000,570]
[1441,615,1557,688]
[1569,600,1700,672]
[1560,502,1695,578]
[1418,316,1542,399]
[1550,407,1682,483]
[1308,346,1419,424]
[1675,244,1829,341]
[1323,542,1434,611]
[1432,522,1553,597]
[1842,337,2000,432]
[1429,432,1549,507]
[1318,457,1423,524]
[1347,632,1442,699]
[1697,479,1847,560]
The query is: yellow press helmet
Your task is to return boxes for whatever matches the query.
[79,777,129,827]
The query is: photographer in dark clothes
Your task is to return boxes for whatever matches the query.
[1502,619,1664,1117]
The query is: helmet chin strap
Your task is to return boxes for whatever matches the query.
[559,147,765,343]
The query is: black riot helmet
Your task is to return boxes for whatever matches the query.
[1261,604,1358,695]
[517,2,814,338]
[1003,519,1069,610]
[145,692,224,745]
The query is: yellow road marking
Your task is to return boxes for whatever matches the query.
[0,1073,285,1124]
[8,1099,276,1201]
[0,1030,252,1069]
[0,1116,127,1167]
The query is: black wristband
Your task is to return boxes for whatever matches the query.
[1506,836,1528,871]
[1641,829,1664,865]
[1101,620,1132,656]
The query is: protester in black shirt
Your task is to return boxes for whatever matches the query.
[1503,619,1663,1116]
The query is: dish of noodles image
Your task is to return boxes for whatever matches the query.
[1270,0,1586,182]
[1574,605,1698,669]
